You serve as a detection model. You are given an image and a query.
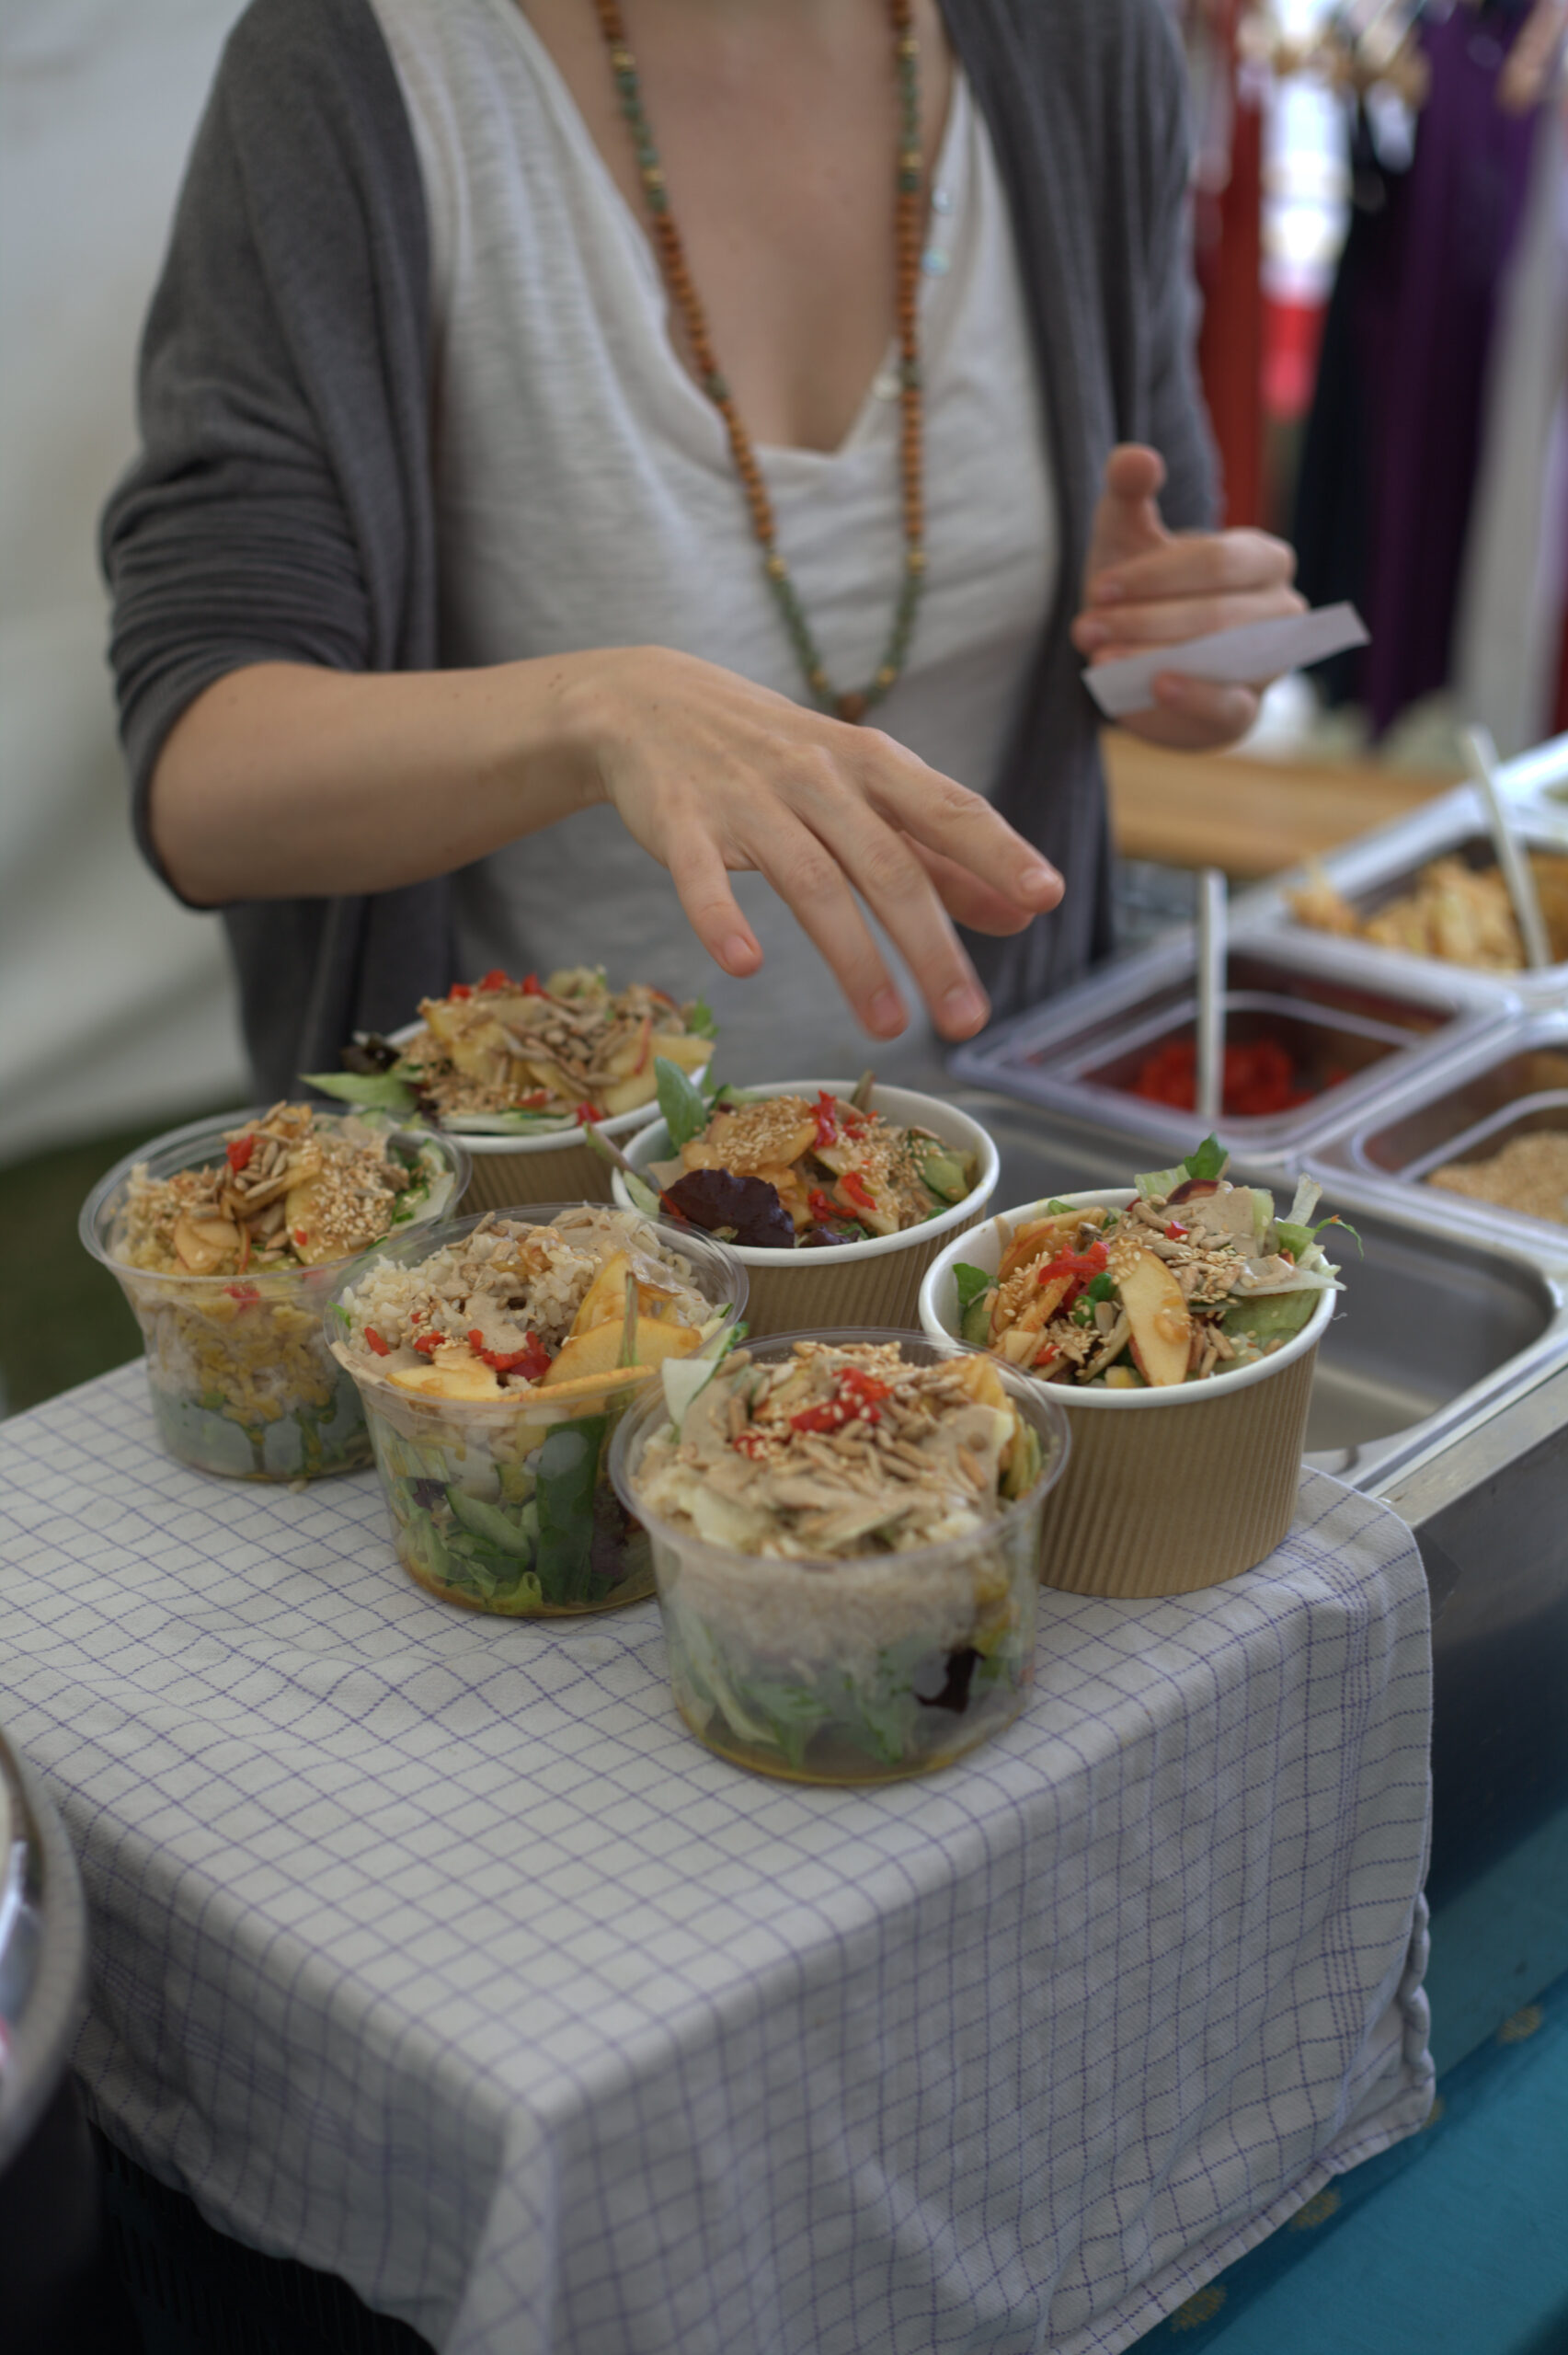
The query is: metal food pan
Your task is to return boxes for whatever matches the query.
[1305,1013,1568,1260]
[944,1089,1568,1494]
[1498,727,1568,843]
[949,930,1508,1173]
[1230,778,1568,1004]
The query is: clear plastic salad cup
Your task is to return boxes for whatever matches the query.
[80,1109,469,1481]
[610,1329,1070,1783]
[328,1205,747,1615]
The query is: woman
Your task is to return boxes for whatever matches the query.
[103,0,1300,1093]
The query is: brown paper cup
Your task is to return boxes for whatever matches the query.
[1034,1338,1320,1595]
[462,1138,615,1211]
[612,1080,1001,1340]
[920,1187,1336,1597]
[738,1210,986,1338]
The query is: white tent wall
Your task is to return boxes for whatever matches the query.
[1,0,248,1166]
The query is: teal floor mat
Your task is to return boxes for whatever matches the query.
[1134,1969,1568,2355]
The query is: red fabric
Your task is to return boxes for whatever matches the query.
[1195,28,1264,526]
[1262,296,1328,426]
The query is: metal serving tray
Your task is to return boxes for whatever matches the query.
[1305,1012,1568,1262]
[948,930,1509,1175]
[1230,778,1568,1005]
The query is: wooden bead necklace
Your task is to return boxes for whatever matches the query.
[590,0,926,725]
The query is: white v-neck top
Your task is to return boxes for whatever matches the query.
[372,0,1057,1068]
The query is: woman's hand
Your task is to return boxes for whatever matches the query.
[1071,444,1304,751]
[568,647,1064,1041]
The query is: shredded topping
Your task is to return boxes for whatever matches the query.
[633,1341,1035,1557]
[115,1105,432,1277]
[395,967,708,1121]
[663,1091,976,1243]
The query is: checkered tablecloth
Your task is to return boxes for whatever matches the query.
[0,1365,1434,2355]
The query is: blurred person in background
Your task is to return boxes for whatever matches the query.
[101,0,1303,1097]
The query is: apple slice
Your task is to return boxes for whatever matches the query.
[388,1346,505,1401]
[1110,1244,1191,1387]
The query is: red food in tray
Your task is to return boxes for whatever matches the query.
[1129,1037,1318,1120]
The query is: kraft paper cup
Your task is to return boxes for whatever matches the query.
[919,1189,1336,1597]
[80,1109,469,1482]
[612,1080,1000,1337]
[610,1328,1070,1782]
[384,1020,707,1212]
[327,1205,746,1615]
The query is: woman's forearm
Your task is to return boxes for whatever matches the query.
[151,643,1065,1040]
[149,656,607,905]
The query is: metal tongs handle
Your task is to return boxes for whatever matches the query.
[1462,723,1551,973]
[1196,866,1227,1131]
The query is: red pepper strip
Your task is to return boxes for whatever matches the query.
[478,968,512,992]
[365,1327,391,1357]
[732,1428,771,1459]
[573,1103,602,1127]
[1036,1237,1108,1315]
[510,1091,550,1110]
[293,1227,310,1246]
[412,1333,443,1358]
[838,1168,876,1214]
[1165,1222,1187,1241]
[841,1108,868,1137]
[448,982,474,999]
[467,1327,552,1380]
[812,1090,840,1149]
[521,973,544,996]
[223,1282,259,1304]
[225,1133,255,1173]
[808,1188,838,1223]
[789,1367,891,1432]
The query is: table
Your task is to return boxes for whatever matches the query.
[0,1366,1435,2355]
[1102,733,1457,877]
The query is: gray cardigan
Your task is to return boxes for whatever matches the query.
[101,0,1214,1097]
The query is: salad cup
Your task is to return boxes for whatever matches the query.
[81,1109,469,1481]
[610,1328,1070,1783]
[328,1205,747,1615]
[612,1080,1000,1336]
[920,1189,1337,1598]
[382,1020,707,1213]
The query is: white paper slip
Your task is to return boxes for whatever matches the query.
[1082,601,1368,719]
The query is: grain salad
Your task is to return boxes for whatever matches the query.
[615,1337,1067,1781]
[307,966,714,1134]
[331,1208,742,1614]
[949,1140,1346,1390]
[83,1107,463,1480]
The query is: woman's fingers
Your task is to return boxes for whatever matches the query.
[744,804,921,1039]
[1086,527,1298,609]
[662,824,764,977]
[1116,677,1262,749]
[904,838,1043,936]
[1074,580,1305,657]
[850,732,1063,914]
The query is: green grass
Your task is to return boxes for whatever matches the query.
[0,1112,225,1417]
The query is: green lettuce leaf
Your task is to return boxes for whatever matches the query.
[952,1262,992,1312]
[656,1055,712,1150]
[302,1069,417,1115]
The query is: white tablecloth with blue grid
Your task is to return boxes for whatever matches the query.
[0,1364,1434,2355]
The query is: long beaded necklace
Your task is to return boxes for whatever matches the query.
[590,0,926,725]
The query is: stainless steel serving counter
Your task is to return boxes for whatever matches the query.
[938,1085,1568,1913]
